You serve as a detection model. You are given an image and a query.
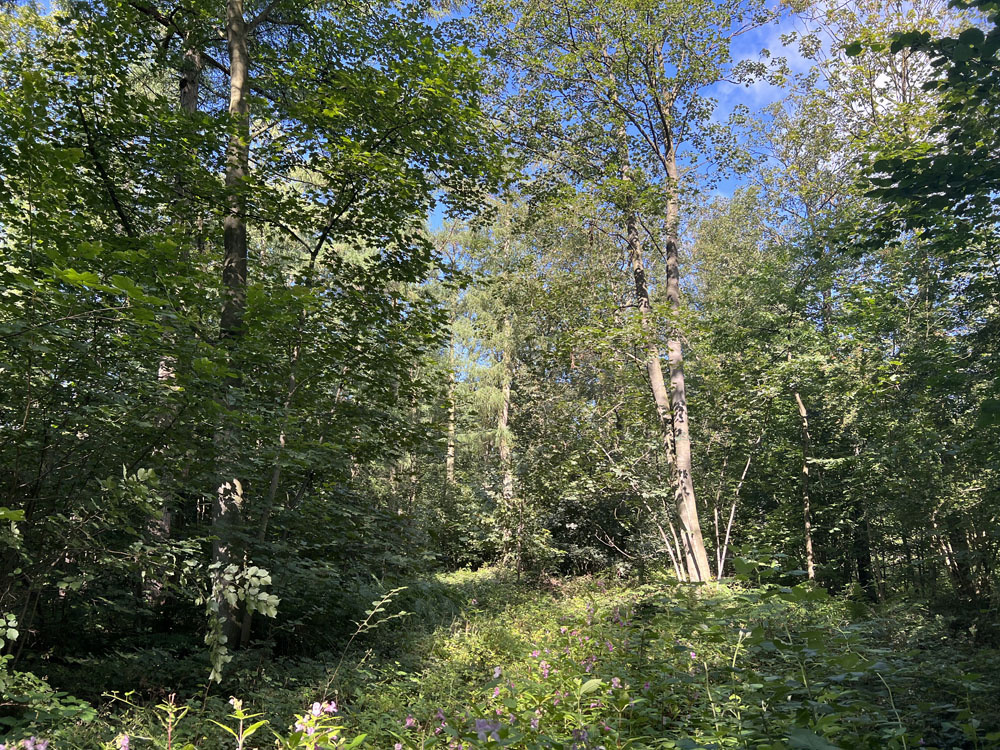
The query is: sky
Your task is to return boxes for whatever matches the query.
[428,5,827,231]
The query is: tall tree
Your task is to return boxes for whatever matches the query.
[476,0,782,580]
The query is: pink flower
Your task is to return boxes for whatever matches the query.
[311,702,322,716]
[405,716,416,728]
[395,744,403,750]
[323,700,337,714]
[118,737,129,750]
[493,666,502,678]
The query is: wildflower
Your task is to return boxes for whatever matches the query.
[531,716,540,730]
[560,627,567,633]
[118,736,130,750]
[474,719,501,741]
[436,709,446,720]
[540,660,551,678]
[611,677,621,689]
[689,651,697,660]
[493,686,501,697]
[531,650,540,658]
[642,681,650,692]
[607,641,614,652]
[395,744,403,750]
[323,700,337,714]
[494,666,502,678]
[311,702,323,716]
[405,716,416,728]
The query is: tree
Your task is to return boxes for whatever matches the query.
[475,0,785,580]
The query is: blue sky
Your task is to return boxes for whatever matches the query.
[428,7,825,230]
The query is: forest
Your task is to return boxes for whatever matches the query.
[1,0,999,746]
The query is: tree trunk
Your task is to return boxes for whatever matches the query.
[214,0,251,646]
[495,317,519,575]
[221,0,249,342]
[614,120,710,581]
[446,340,457,486]
[662,152,712,583]
[793,389,816,580]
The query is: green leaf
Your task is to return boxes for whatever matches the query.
[788,728,841,750]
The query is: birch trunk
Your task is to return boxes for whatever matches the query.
[446,340,457,486]
[793,388,816,580]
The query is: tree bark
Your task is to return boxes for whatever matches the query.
[493,314,522,575]
[213,0,251,646]
[662,151,712,583]
[614,120,710,582]
[497,345,517,572]
[446,339,457,486]
[221,0,249,341]
[792,388,816,580]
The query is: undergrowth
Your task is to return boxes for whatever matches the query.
[3,567,998,749]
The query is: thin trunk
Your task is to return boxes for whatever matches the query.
[656,520,685,582]
[615,122,710,582]
[793,388,816,580]
[497,347,516,574]
[854,512,875,596]
[179,44,204,258]
[214,0,251,646]
[717,434,761,579]
[221,0,249,341]
[662,150,712,582]
[445,340,457,486]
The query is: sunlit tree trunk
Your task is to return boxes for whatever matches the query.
[496,318,519,575]
[446,338,457,486]
[793,388,816,580]
[662,151,712,583]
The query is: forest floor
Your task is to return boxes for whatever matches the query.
[23,568,1000,749]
